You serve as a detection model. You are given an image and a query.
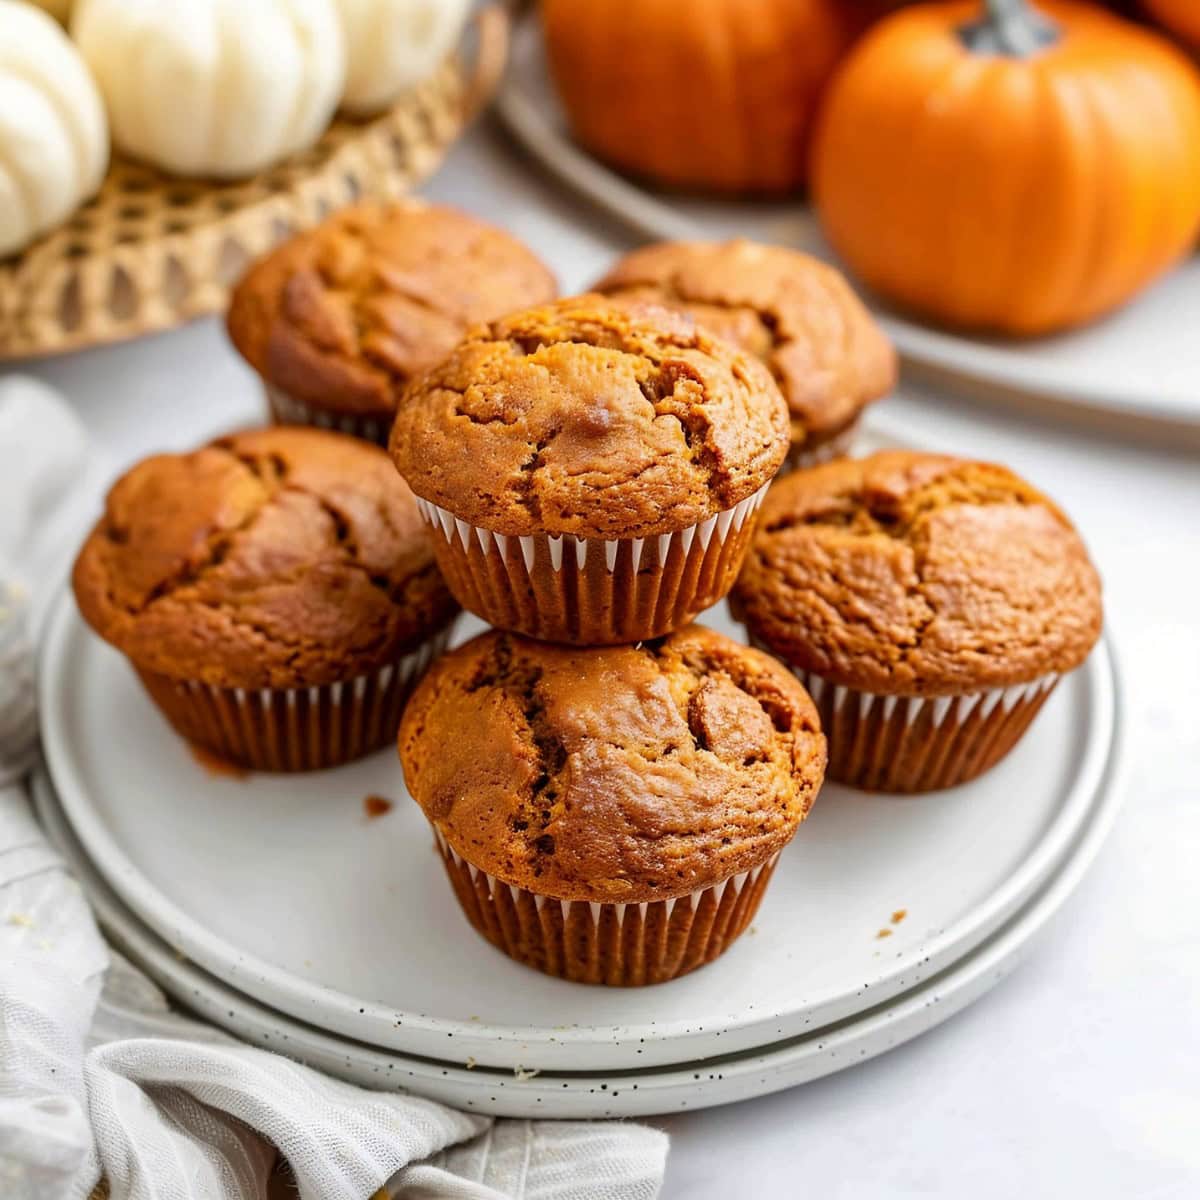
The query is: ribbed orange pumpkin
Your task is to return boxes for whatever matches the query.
[541,0,870,194]
[1143,1,1200,50]
[811,0,1200,336]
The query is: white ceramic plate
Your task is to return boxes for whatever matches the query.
[32,711,1126,1120]
[496,16,1200,430]
[39,579,1118,1074]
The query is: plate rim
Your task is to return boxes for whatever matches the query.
[38,580,1120,1071]
[494,14,1200,429]
[31,674,1127,1119]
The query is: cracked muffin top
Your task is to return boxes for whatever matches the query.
[226,201,556,419]
[399,625,826,903]
[594,240,896,449]
[733,452,1103,695]
[72,427,458,689]
[390,296,791,539]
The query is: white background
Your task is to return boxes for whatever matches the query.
[11,123,1200,1199]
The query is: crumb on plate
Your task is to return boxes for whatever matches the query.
[363,794,393,819]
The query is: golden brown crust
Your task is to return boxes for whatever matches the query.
[594,240,896,451]
[226,201,556,419]
[398,625,826,903]
[732,452,1103,695]
[390,296,791,539]
[72,427,458,689]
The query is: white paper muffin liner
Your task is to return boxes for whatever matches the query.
[266,384,392,447]
[778,655,1061,792]
[743,627,1062,791]
[432,826,782,986]
[413,482,770,643]
[136,624,453,772]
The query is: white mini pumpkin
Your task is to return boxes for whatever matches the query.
[334,0,470,116]
[71,0,345,180]
[0,1,108,258]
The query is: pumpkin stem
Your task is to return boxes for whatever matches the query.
[961,0,1059,56]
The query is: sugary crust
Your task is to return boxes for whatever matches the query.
[72,427,457,688]
[226,200,556,419]
[390,296,790,538]
[594,239,895,450]
[732,452,1103,694]
[398,625,826,903]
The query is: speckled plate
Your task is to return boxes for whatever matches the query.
[496,15,1200,435]
[32,706,1125,1119]
[38,521,1120,1073]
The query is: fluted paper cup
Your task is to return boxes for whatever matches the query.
[432,827,780,986]
[770,653,1060,792]
[266,384,392,447]
[136,625,453,772]
[414,483,769,644]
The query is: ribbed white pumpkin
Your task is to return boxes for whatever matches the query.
[71,0,346,180]
[0,1,107,257]
[333,0,470,116]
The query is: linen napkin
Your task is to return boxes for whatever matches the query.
[0,377,668,1200]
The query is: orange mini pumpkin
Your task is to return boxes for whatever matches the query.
[811,0,1200,336]
[541,0,871,194]
[1143,1,1200,50]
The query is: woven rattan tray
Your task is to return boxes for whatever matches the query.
[0,6,508,362]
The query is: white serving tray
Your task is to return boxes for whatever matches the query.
[32,716,1125,1120]
[39,586,1119,1074]
[496,15,1200,432]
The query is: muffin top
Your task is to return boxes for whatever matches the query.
[73,427,457,689]
[594,239,896,447]
[226,200,556,419]
[390,296,790,539]
[399,625,826,903]
[733,452,1103,695]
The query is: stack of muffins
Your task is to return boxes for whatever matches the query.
[71,201,1104,990]
[388,295,828,985]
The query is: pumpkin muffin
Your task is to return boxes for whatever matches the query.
[399,625,826,985]
[73,427,458,771]
[390,295,790,644]
[594,239,896,470]
[226,200,556,445]
[732,451,1102,792]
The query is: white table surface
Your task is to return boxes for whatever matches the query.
[11,123,1200,1199]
